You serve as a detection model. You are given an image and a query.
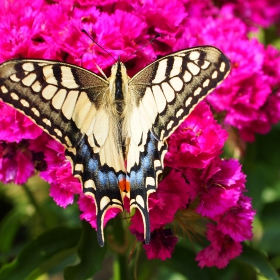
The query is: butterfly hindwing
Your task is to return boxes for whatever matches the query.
[126,46,230,239]
[0,59,125,246]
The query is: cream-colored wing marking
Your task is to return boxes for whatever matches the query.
[127,46,230,243]
[0,59,125,246]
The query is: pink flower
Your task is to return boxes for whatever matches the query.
[0,141,34,184]
[37,137,82,208]
[143,229,178,261]
[185,158,246,218]
[215,195,255,242]
[165,102,227,169]
[225,0,280,28]
[196,224,243,269]
[0,102,42,142]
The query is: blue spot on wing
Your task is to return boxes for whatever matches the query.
[141,155,151,169]
[108,171,118,186]
[130,170,144,186]
[88,158,98,172]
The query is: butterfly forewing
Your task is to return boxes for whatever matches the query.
[126,46,230,241]
[129,46,230,141]
[0,59,126,246]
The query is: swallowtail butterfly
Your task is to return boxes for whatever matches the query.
[0,46,230,246]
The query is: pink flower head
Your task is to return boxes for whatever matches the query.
[165,102,228,170]
[143,228,178,261]
[224,0,280,28]
[185,158,246,218]
[0,140,34,184]
[196,224,243,269]
[215,195,255,242]
[0,101,42,142]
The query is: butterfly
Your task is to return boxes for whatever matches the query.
[0,46,230,246]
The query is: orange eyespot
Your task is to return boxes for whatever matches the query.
[119,179,130,193]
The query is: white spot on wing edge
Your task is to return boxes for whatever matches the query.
[185,96,192,107]
[176,108,184,118]
[203,79,210,88]
[22,62,35,71]
[43,118,51,126]
[212,71,218,79]
[100,196,111,211]
[154,159,161,168]
[194,87,202,96]
[136,195,145,209]
[74,163,84,173]
[189,51,200,60]
[65,135,72,147]
[84,179,96,190]
[146,177,155,187]
[54,128,63,137]
[1,85,8,93]
[220,62,226,72]
[167,120,174,130]
[31,107,40,117]
[20,99,29,107]
[11,92,19,100]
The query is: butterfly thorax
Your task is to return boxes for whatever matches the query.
[108,62,131,158]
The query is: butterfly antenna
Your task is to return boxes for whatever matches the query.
[124,33,161,62]
[81,29,116,63]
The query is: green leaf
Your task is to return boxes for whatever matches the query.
[0,209,22,253]
[0,226,81,280]
[64,220,107,280]
[237,244,280,280]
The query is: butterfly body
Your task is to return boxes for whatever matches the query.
[0,46,230,246]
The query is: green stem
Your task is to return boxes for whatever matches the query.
[112,213,129,280]
[115,253,128,280]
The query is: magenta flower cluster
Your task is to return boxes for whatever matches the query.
[0,0,279,268]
